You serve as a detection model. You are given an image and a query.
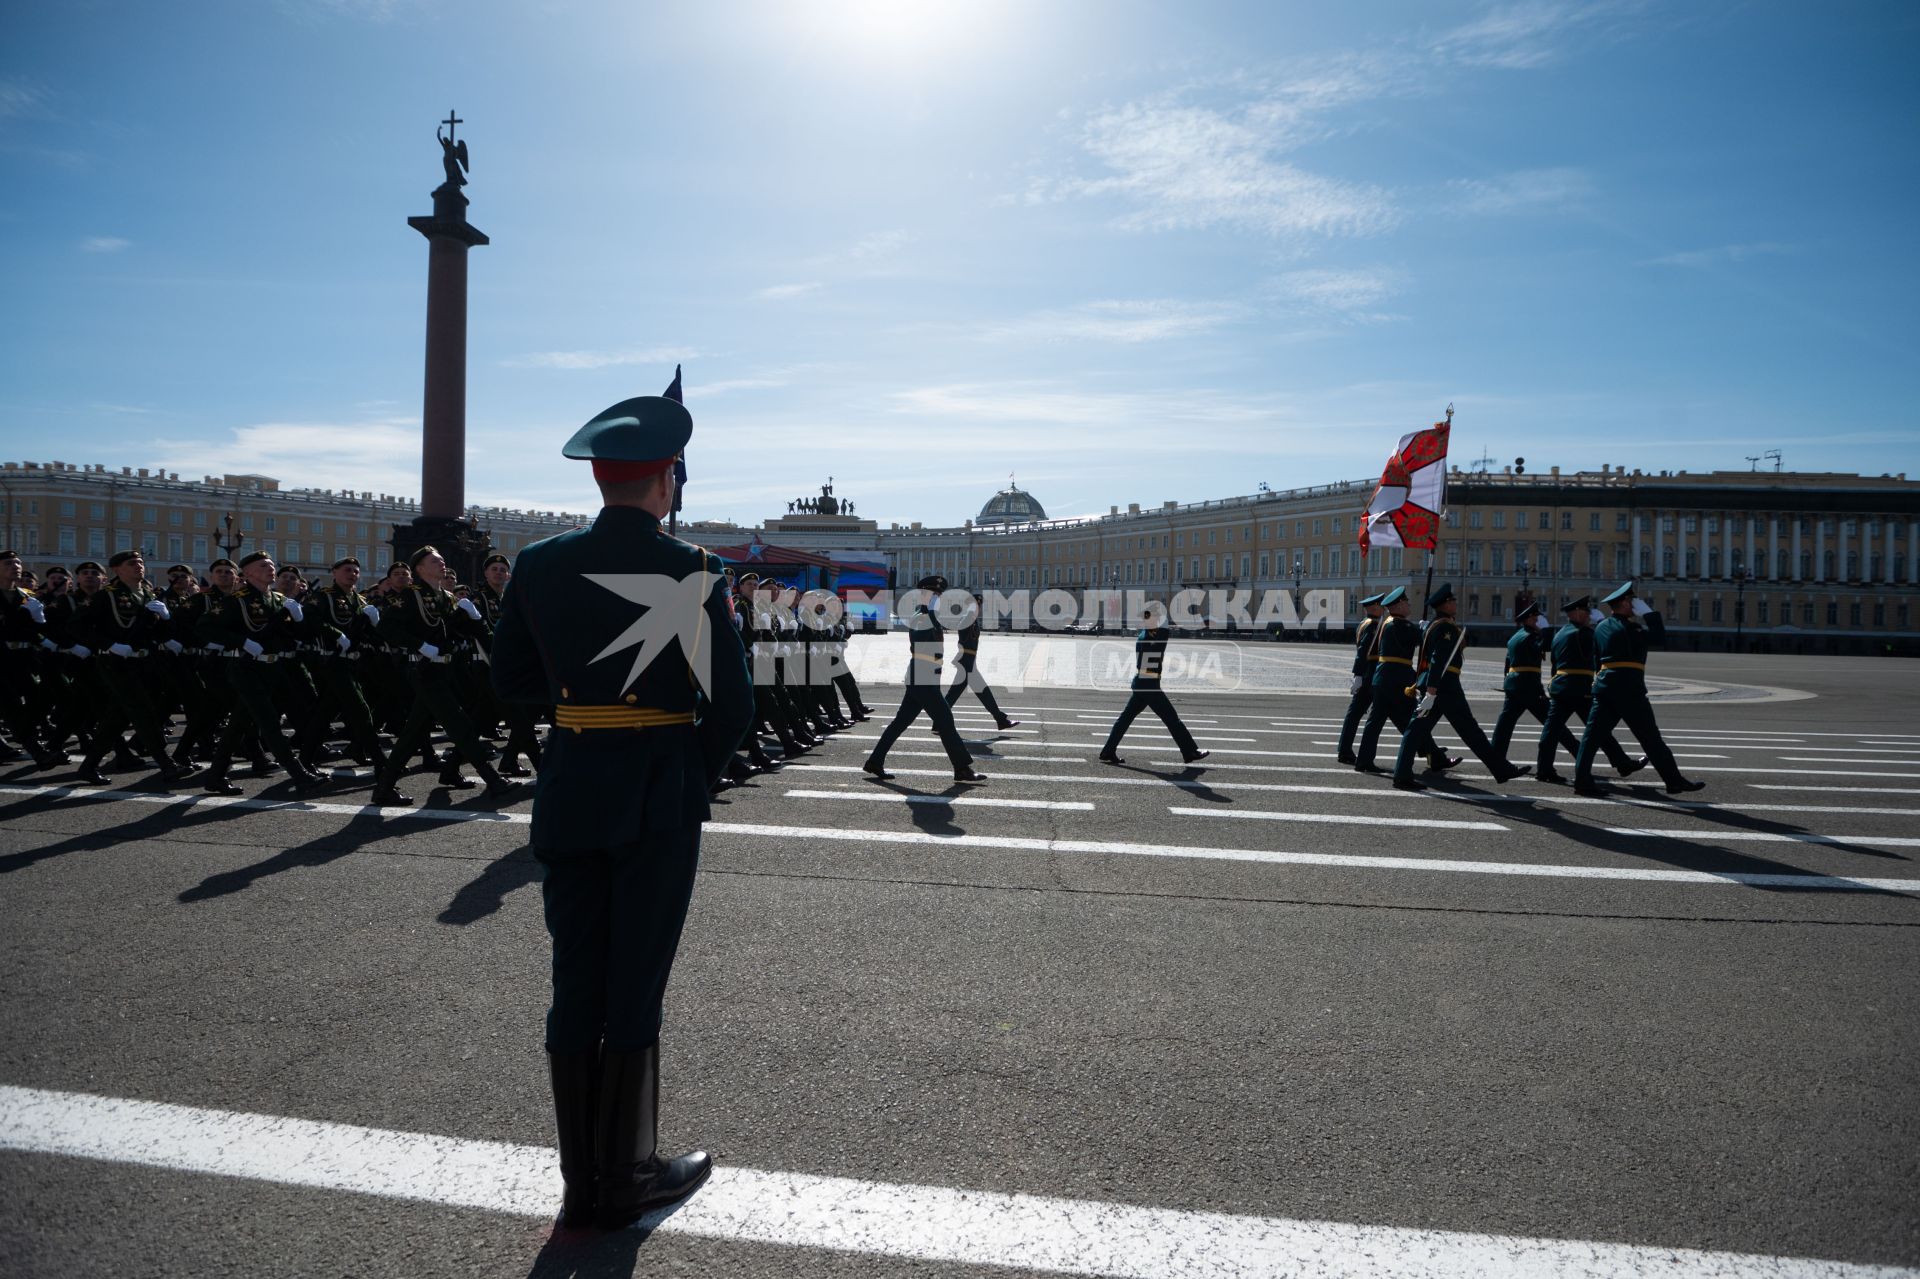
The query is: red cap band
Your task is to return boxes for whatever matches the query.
[591,456,676,484]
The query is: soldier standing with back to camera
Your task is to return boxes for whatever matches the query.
[489,394,753,1230]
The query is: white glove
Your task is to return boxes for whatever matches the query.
[69,644,92,659]
[145,599,170,619]
[108,642,134,658]
[361,604,381,627]
[419,642,441,660]
[40,637,57,651]
[336,632,352,653]
[162,639,184,655]
[242,639,264,657]
[205,641,224,652]
[1349,674,1362,694]
[1534,614,1550,630]
[455,598,482,621]
[282,598,304,622]
[1630,599,1653,618]
[23,596,45,623]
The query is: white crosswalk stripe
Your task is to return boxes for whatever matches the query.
[1168,806,1509,831]
[4,1085,1902,1279]
[783,789,1092,811]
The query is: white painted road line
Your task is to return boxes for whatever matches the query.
[1778,757,1920,766]
[0,782,529,825]
[1087,733,1262,743]
[783,789,1093,811]
[1601,828,1920,849]
[704,821,1920,891]
[1168,806,1508,832]
[1753,785,1920,795]
[5,1086,1906,1279]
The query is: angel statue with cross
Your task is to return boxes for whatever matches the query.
[436,110,470,190]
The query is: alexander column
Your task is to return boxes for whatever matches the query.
[393,109,491,581]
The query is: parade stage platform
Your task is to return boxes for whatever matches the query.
[2,650,1915,1277]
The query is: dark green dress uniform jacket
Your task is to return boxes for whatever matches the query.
[1414,618,1467,694]
[1130,627,1171,689]
[488,506,753,857]
[1351,615,1379,676]
[75,578,168,654]
[1593,610,1666,692]
[196,583,305,655]
[1502,627,1549,692]
[377,580,483,656]
[1370,616,1421,688]
[1548,623,1600,698]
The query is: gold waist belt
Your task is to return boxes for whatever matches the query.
[1509,666,1541,673]
[1601,660,1647,671]
[1556,668,1595,677]
[1378,656,1413,666]
[555,706,696,732]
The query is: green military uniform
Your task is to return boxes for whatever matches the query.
[196,561,325,793]
[489,392,753,1230]
[293,562,388,772]
[1392,583,1528,790]
[942,600,1018,729]
[475,556,543,775]
[72,554,196,786]
[1336,591,1385,762]
[1536,594,1641,783]
[1573,581,1702,795]
[1353,587,1454,773]
[373,566,503,803]
[1489,602,1578,760]
[0,560,62,768]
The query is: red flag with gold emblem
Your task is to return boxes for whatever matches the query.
[1358,418,1450,551]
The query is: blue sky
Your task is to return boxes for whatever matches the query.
[3,0,1915,529]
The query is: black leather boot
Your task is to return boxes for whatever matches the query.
[203,759,242,796]
[548,1050,600,1229]
[76,753,112,786]
[595,1045,712,1229]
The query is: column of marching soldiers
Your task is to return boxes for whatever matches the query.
[0,547,877,803]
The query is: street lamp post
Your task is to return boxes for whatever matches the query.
[218,512,244,561]
[1734,568,1750,651]
[1292,557,1303,642]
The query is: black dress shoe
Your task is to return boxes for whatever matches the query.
[484,778,523,801]
[1572,782,1605,798]
[438,771,479,791]
[1336,751,1358,766]
[862,761,894,781]
[1099,752,1124,766]
[997,719,1021,729]
[76,762,111,786]
[1392,775,1425,791]
[1494,764,1532,784]
[1665,778,1706,795]
[1183,750,1211,764]
[953,769,987,783]
[1353,761,1384,774]
[204,776,243,797]
[497,761,531,778]
[1535,770,1569,784]
[370,785,414,807]
[1427,754,1463,772]
[1619,756,1651,777]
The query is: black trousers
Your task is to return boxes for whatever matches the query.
[868,683,973,771]
[1492,684,1576,759]
[1394,681,1504,782]
[944,654,1011,725]
[379,660,495,784]
[1575,683,1684,789]
[1355,675,1448,769]
[86,656,171,764]
[1102,688,1199,758]
[1336,680,1372,756]
[1538,685,1633,776]
[540,826,702,1054]
[295,656,385,764]
[209,659,303,771]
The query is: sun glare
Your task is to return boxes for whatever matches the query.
[789,0,999,63]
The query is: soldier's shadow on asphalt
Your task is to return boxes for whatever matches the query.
[1097,758,1229,802]
[0,778,277,876]
[522,1204,693,1277]
[438,848,542,925]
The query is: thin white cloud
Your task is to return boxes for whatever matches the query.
[1431,2,1587,68]
[500,344,697,371]
[1031,93,1397,240]
[805,228,914,269]
[154,418,421,496]
[0,77,48,118]
[80,236,130,253]
[892,383,1280,431]
[1447,167,1591,214]
[755,281,823,301]
[1268,268,1403,321]
[1641,242,1792,268]
[979,299,1250,344]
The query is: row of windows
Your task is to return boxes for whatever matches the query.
[1452,592,1909,630]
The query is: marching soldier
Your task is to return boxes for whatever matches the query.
[942,591,1019,730]
[0,549,64,769]
[371,545,515,806]
[863,576,986,782]
[489,394,753,1229]
[1335,590,1385,764]
[293,557,390,774]
[1391,583,1529,791]
[196,552,328,795]
[1573,582,1704,796]
[72,550,199,788]
[1535,595,1646,784]
[1489,601,1576,761]
[1351,586,1459,776]
[1098,601,1209,766]
[477,552,545,777]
